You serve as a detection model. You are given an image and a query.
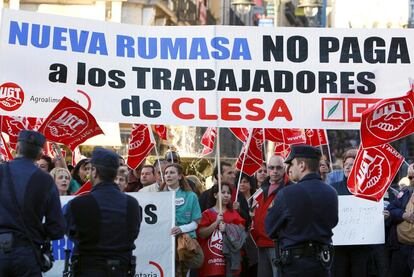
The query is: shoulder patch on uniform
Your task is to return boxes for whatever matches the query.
[397,191,404,199]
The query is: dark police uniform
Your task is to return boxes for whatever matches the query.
[0,130,65,276]
[65,148,142,277]
[265,145,338,277]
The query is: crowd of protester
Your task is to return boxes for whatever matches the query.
[32,145,414,277]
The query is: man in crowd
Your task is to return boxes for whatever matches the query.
[251,155,288,277]
[65,147,142,276]
[140,165,156,189]
[0,130,65,276]
[266,145,338,277]
[140,159,168,192]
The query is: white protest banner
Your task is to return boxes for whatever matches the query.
[1,9,414,129]
[45,192,175,277]
[332,195,385,245]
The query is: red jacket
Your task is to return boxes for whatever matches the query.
[251,177,287,248]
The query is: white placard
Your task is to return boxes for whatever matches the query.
[45,192,175,277]
[332,195,385,245]
[1,9,414,129]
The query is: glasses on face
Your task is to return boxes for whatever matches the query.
[268,165,284,171]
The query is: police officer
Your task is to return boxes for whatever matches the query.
[0,130,65,276]
[265,145,338,277]
[65,147,142,277]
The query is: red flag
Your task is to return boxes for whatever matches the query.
[0,133,13,161]
[38,97,103,151]
[347,144,404,202]
[305,129,328,147]
[153,125,167,140]
[200,127,217,156]
[274,142,291,159]
[127,124,155,169]
[236,129,263,176]
[229,128,249,142]
[264,128,283,142]
[1,116,38,150]
[74,181,92,196]
[282,129,306,145]
[361,91,414,148]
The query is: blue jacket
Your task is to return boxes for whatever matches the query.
[265,173,338,249]
[65,182,142,262]
[0,158,65,244]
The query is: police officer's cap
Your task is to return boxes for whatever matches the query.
[284,144,322,164]
[18,130,46,148]
[90,147,119,169]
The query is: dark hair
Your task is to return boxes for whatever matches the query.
[161,163,192,192]
[40,155,54,172]
[165,151,180,163]
[141,165,155,175]
[296,158,319,173]
[153,158,165,167]
[236,172,257,196]
[213,161,232,180]
[18,141,42,160]
[72,158,91,185]
[209,183,233,210]
[95,165,117,182]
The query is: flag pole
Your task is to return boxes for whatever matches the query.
[325,131,335,172]
[235,128,254,202]
[216,127,222,214]
[262,128,267,166]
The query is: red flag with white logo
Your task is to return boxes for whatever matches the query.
[0,133,13,161]
[38,97,103,151]
[305,129,328,147]
[229,128,249,142]
[127,124,155,170]
[282,129,306,145]
[153,125,167,140]
[236,129,263,176]
[201,127,217,156]
[264,128,283,143]
[347,144,404,202]
[274,142,291,159]
[1,116,38,150]
[361,91,414,148]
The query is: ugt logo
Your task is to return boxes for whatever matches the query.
[0,82,24,111]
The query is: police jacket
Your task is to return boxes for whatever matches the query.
[386,187,414,249]
[0,158,65,244]
[265,173,338,249]
[65,181,142,262]
[251,176,287,248]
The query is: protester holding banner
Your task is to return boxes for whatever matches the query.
[386,167,414,277]
[0,130,65,276]
[50,167,71,196]
[65,147,142,276]
[68,158,91,194]
[265,145,338,277]
[197,183,246,276]
[331,149,371,277]
[251,155,288,277]
[161,163,202,276]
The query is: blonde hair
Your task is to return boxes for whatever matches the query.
[50,167,71,181]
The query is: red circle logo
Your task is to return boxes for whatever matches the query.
[350,147,390,199]
[0,82,24,111]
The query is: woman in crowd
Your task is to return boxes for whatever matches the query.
[254,163,267,188]
[236,172,257,205]
[161,163,202,277]
[37,154,54,172]
[331,149,371,277]
[68,158,91,194]
[197,183,245,276]
[115,166,129,192]
[50,167,71,196]
[319,155,331,182]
